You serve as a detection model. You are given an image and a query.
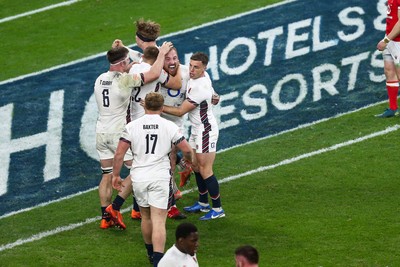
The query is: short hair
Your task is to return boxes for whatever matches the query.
[175,222,198,240]
[107,47,129,64]
[190,52,209,66]
[144,92,164,111]
[235,245,259,264]
[135,18,160,42]
[143,46,159,62]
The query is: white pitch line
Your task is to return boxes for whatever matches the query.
[0,124,398,253]
[0,100,386,221]
[0,0,79,24]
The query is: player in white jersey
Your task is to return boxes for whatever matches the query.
[110,92,193,267]
[129,46,183,221]
[158,222,200,267]
[129,46,181,120]
[160,48,190,205]
[161,48,221,190]
[112,18,160,66]
[107,45,184,221]
[162,52,225,221]
[95,42,174,229]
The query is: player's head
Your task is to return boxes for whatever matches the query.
[142,46,159,65]
[175,222,199,257]
[107,47,131,72]
[164,47,179,76]
[107,46,129,64]
[189,52,208,79]
[144,92,164,112]
[234,245,259,267]
[135,18,160,49]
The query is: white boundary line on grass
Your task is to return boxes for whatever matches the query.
[0,100,386,221]
[0,124,398,252]
[0,0,80,24]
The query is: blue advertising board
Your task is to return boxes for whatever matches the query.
[0,0,388,216]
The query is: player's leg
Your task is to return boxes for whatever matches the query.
[98,158,114,229]
[134,180,155,264]
[139,206,154,264]
[147,179,169,266]
[96,133,116,229]
[376,52,399,117]
[184,132,210,213]
[167,176,186,220]
[195,129,224,220]
[150,205,168,266]
[197,151,225,220]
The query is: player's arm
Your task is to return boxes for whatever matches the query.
[119,42,173,88]
[163,99,196,117]
[112,138,130,191]
[176,138,192,166]
[378,10,400,51]
[141,42,173,84]
[211,87,220,105]
[112,39,142,62]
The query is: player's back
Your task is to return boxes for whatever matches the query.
[94,71,131,133]
[124,114,181,181]
[129,62,168,120]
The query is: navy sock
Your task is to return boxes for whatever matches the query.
[101,207,108,219]
[153,252,164,267]
[204,174,221,208]
[175,151,183,165]
[167,178,175,209]
[112,195,125,211]
[145,243,153,257]
[133,197,140,212]
[195,172,208,204]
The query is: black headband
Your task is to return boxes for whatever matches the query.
[136,32,156,42]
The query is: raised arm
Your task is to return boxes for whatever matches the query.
[142,41,173,84]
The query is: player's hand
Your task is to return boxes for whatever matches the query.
[112,39,124,48]
[377,40,387,51]
[159,41,173,55]
[112,175,124,192]
[212,94,220,105]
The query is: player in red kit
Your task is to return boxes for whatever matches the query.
[376,0,400,117]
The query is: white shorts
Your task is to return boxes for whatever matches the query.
[96,133,133,161]
[189,127,219,153]
[383,47,394,62]
[132,179,170,209]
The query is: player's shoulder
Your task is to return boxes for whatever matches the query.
[128,48,143,62]
[191,76,211,88]
[96,71,110,80]
[130,62,151,74]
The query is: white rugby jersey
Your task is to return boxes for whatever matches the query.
[121,114,185,181]
[94,71,142,133]
[127,47,142,63]
[186,76,218,132]
[129,62,169,120]
[158,245,199,267]
[160,64,189,127]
